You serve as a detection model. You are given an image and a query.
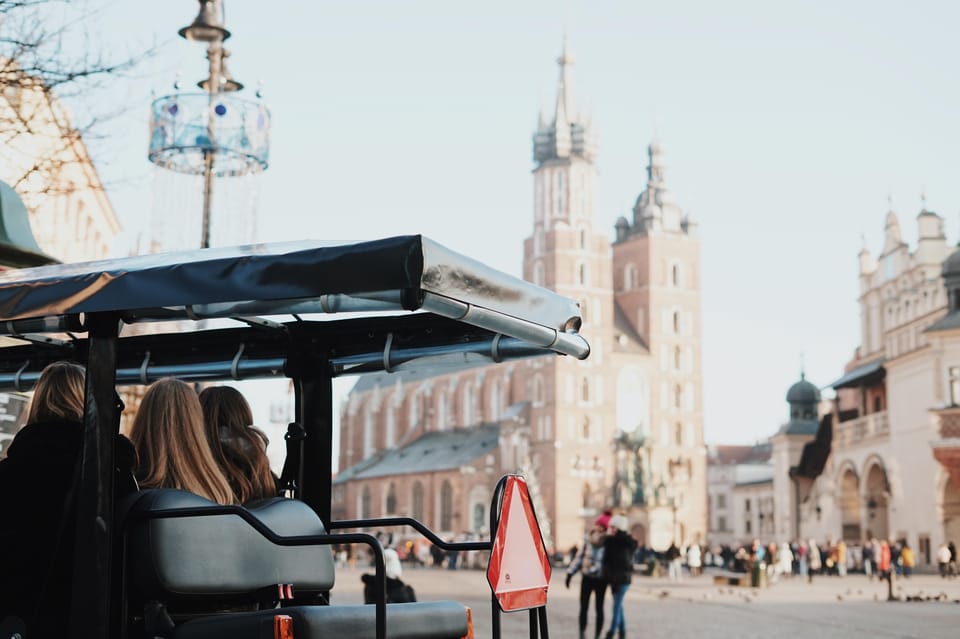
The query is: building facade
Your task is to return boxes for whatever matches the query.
[0,63,119,262]
[757,204,960,570]
[333,44,707,553]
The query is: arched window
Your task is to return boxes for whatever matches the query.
[385,482,397,515]
[437,391,449,431]
[624,264,637,290]
[473,503,485,533]
[385,407,396,447]
[412,481,425,521]
[462,382,474,426]
[578,262,588,286]
[672,311,680,334]
[363,408,374,458]
[361,486,372,519]
[579,228,588,250]
[672,263,681,287]
[440,480,454,531]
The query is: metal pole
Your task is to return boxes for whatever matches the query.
[201,41,223,249]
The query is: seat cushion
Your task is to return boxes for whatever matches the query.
[172,602,470,639]
[123,489,335,600]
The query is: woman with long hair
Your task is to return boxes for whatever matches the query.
[130,378,233,505]
[198,385,277,503]
[0,361,86,635]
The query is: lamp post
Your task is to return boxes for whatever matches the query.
[148,0,270,250]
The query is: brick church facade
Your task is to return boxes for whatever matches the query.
[333,43,707,553]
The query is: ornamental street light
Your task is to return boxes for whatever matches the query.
[148,0,270,249]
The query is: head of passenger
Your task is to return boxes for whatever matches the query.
[26,360,85,424]
[130,378,234,505]
[198,385,276,503]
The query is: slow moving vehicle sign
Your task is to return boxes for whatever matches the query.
[485,475,551,612]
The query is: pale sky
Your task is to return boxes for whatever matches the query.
[64,1,960,446]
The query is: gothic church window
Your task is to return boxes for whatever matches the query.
[440,480,454,531]
[361,486,372,519]
[462,383,474,425]
[385,482,397,515]
[412,482,425,521]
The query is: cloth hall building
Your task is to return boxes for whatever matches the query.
[333,45,707,554]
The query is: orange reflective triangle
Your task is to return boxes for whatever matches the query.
[486,476,551,611]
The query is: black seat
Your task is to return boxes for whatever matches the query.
[120,489,469,639]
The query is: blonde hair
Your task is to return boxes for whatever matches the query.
[130,378,234,505]
[199,385,276,503]
[26,361,85,424]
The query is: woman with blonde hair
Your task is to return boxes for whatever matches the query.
[198,385,277,503]
[130,378,233,505]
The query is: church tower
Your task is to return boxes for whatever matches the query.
[523,41,617,549]
[612,141,707,547]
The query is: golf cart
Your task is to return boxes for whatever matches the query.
[0,235,589,639]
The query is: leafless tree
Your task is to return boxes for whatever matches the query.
[0,0,154,196]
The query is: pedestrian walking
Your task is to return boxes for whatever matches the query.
[687,543,702,577]
[807,539,821,583]
[601,514,637,639]
[937,542,952,578]
[566,513,609,639]
[899,541,914,577]
[666,541,682,580]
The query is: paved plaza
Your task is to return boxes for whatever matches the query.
[331,565,960,638]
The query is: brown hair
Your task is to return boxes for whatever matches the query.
[198,385,276,503]
[130,378,234,505]
[26,361,85,424]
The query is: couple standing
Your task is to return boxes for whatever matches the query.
[565,512,638,639]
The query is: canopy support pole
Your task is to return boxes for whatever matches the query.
[68,312,120,638]
[289,350,334,528]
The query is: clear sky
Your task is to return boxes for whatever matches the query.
[68,0,960,446]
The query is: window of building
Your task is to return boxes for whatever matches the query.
[581,416,591,440]
[473,503,485,533]
[674,384,682,410]
[717,494,726,509]
[533,375,544,406]
[624,264,637,291]
[950,367,960,406]
[672,263,681,287]
[581,377,590,403]
[745,519,752,534]
[578,262,588,286]
[672,311,680,334]
[579,228,588,250]
[718,515,727,531]
[385,408,396,447]
[412,482,425,521]
[462,383,474,425]
[385,482,397,515]
[674,346,682,371]
[440,480,453,531]
[534,261,544,286]
[674,422,683,446]
[745,499,751,512]
[361,486,372,519]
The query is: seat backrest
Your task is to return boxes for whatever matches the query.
[122,489,335,601]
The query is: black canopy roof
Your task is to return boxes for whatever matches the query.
[0,236,589,388]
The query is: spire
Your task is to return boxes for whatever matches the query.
[647,138,666,187]
[554,34,575,127]
[532,37,596,165]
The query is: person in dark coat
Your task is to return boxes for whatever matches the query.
[362,548,416,604]
[566,512,610,639]
[0,362,88,637]
[601,514,638,639]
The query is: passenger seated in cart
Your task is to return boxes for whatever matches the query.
[362,548,417,604]
[130,378,234,504]
[0,362,134,637]
[199,385,279,503]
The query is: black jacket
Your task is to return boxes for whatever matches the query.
[601,530,638,585]
[0,419,83,636]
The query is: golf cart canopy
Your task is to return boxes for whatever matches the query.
[0,235,589,387]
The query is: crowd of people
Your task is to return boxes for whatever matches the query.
[0,364,279,637]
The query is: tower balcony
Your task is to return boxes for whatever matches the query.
[834,410,889,449]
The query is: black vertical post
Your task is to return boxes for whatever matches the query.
[68,312,120,638]
[297,357,333,527]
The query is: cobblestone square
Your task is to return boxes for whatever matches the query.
[333,565,960,639]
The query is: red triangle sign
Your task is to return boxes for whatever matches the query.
[486,475,551,611]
